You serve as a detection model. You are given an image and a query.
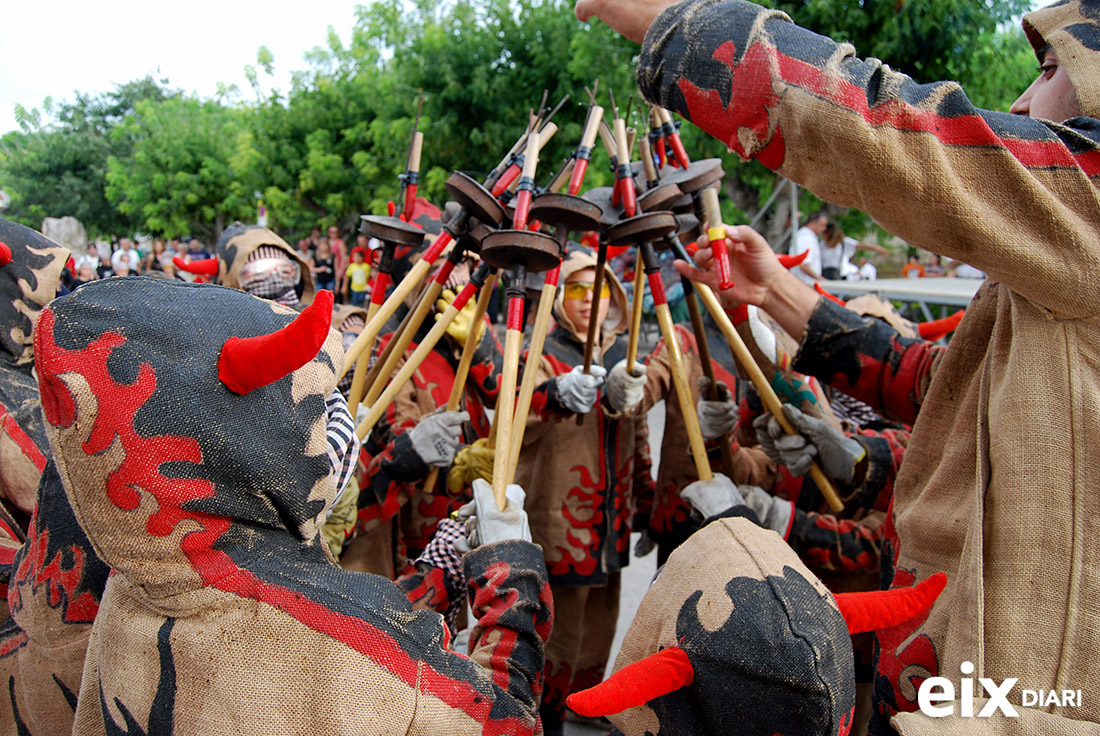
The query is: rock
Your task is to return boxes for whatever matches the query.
[40,216,87,256]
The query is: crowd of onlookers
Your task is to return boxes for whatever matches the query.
[788,211,986,283]
[64,225,383,304]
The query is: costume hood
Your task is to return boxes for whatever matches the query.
[552,243,629,354]
[34,278,343,601]
[0,219,70,369]
[585,518,856,736]
[214,223,316,304]
[1023,0,1100,119]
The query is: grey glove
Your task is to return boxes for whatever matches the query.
[634,530,656,558]
[753,404,866,483]
[696,377,737,440]
[407,410,470,468]
[456,478,532,548]
[680,473,745,519]
[556,364,607,414]
[740,484,794,537]
[606,359,648,413]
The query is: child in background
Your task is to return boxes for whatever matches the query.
[344,247,371,306]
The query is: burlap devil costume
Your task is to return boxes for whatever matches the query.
[175,223,316,306]
[635,0,1100,730]
[35,277,552,735]
[567,514,945,736]
[0,460,111,734]
[0,220,69,520]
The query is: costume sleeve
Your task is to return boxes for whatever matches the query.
[639,0,1100,318]
[791,298,944,426]
[463,540,553,733]
[786,508,883,572]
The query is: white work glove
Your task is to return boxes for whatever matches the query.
[407,410,470,468]
[695,377,737,440]
[753,404,866,483]
[555,364,607,414]
[739,485,794,537]
[605,359,648,413]
[680,473,745,519]
[456,478,532,548]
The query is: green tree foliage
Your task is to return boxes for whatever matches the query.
[0,0,1043,243]
[105,96,258,241]
[0,76,174,237]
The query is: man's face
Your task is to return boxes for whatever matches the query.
[1011,46,1082,121]
[189,241,202,252]
[808,216,828,235]
[120,238,132,251]
[561,266,610,337]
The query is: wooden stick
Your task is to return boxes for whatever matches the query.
[694,282,845,512]
[625,256,645,370]
[506,271,559,480]
[423,272,497,494]
[491,295,526,510]
[341,256,435,379]
[362,274,449,408]
[640,243,712,482]
[684,288,738,479]
[354,280,479,441]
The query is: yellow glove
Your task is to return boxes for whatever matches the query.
[436,287,484,346]
[447,437,495,496]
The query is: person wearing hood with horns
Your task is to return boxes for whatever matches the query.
[35,278,552,735]
[574,0,1100,730]
[509,242,653,735]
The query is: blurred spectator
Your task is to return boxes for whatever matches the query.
[791,211,828,284]
[74,243,100,273]
[142,239,171,274]
[111,238,137,272]
[327,225,348,301]
[344,247,371,306]
[187,238,212,261]
[822,223,889,280]
[96,249,114,280]
[925,253,946,277]
[857,255,877,281]
[297,238,314,264]
[900,254,925,278]
[313,239,336,292]
[73,264,98,288]
[308,226,323,254]
[949,260,986,279]
[113,253,133,277]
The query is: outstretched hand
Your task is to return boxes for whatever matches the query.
[574,0,681,43]
[673,225,782,309]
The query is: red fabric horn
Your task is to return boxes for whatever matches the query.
[218,290,334,395]
[778,250,809,269]
[173,256,219,276]
[0,241,10,266]
[567,647,694,718]
[834,572,947,635]
[918,310,965,341]
[814,282,845,305]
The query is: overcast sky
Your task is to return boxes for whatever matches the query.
[0,1,359,134]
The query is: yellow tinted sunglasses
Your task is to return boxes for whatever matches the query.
[563,281,611,300]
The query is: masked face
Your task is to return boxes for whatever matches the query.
[239,255,301,299]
